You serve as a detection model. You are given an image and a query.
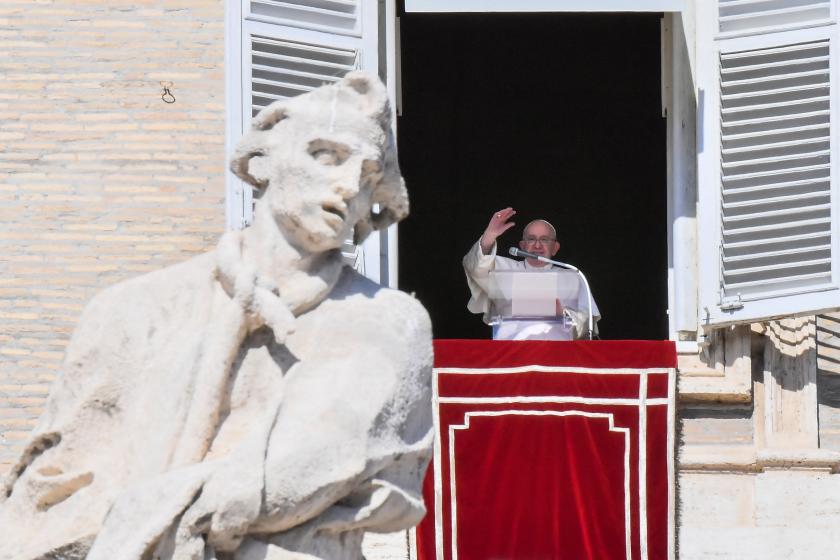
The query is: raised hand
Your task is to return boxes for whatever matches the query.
[480,207,516,254]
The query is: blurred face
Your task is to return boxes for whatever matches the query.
[256,116,386,253]
[518,221,559,266]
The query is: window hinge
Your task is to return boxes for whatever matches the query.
[719,294,744,311]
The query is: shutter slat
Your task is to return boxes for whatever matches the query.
[722,82,827,102]
[252,62,354,81]
[722,162,829,182]
[721,96,829,115]
[723,230,830,250]
[723,271,831,291]
[722,203,830,223]
[253,77,321,93]
[722,68,828,88]
[722,191,827,209]
[723,244,831,263]
[720,55,829,75]
[722,136,826,155]
[722,122,828,141]
[722,148,829,167]
[721,216,830,236]
[724,257,832,277]
[724,177,829,195]
[722,176,829,196]
[722,42,828,60]
[252,51,357,72]
[252,36,356,57]
[722,110,829,128]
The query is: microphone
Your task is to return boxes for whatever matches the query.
[508,247,579,272]
[508,247,537,259]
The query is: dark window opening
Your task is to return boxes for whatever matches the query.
[397,11,668,340]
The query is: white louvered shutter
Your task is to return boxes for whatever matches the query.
[698,1,840,326]
[249,37,359,116]
[227,0,384,280]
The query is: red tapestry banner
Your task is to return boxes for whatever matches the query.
[415,340,677,560]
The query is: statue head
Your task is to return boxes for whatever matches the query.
[231,72,408,253]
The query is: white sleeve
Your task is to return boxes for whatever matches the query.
[462,239,498,323]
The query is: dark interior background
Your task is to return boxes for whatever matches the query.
[396,11,668,340]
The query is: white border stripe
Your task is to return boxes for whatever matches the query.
[639,373,649,560]
[432,369,444,559]
[439,396,670,406]
[448,420,458,560]
[436,365,671,375]
[449,410,633,560]
[667,368,676,560]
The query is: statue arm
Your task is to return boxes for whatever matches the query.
[255,295,433,534]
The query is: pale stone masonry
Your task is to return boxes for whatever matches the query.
[0,0,226,473]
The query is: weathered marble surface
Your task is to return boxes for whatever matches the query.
[0,73,433,560]
[680,471,840,559]
[680,317,840,558]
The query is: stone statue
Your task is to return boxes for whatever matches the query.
[0,72,433,560]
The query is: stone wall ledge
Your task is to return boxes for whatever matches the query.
[677,337,752,404]
[757,449,840,473]
[677,376,752,404]
[679,445,840,473]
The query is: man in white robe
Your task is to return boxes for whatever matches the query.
[463,207,601,340]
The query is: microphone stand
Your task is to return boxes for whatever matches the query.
[510,248,594,340]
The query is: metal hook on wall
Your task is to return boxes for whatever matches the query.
[160,81,175,104]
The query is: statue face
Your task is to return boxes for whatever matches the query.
[255,116,387,253]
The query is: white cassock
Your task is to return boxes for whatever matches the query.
[462,239,601,340]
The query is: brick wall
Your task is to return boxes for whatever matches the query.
[0,0,226,473]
